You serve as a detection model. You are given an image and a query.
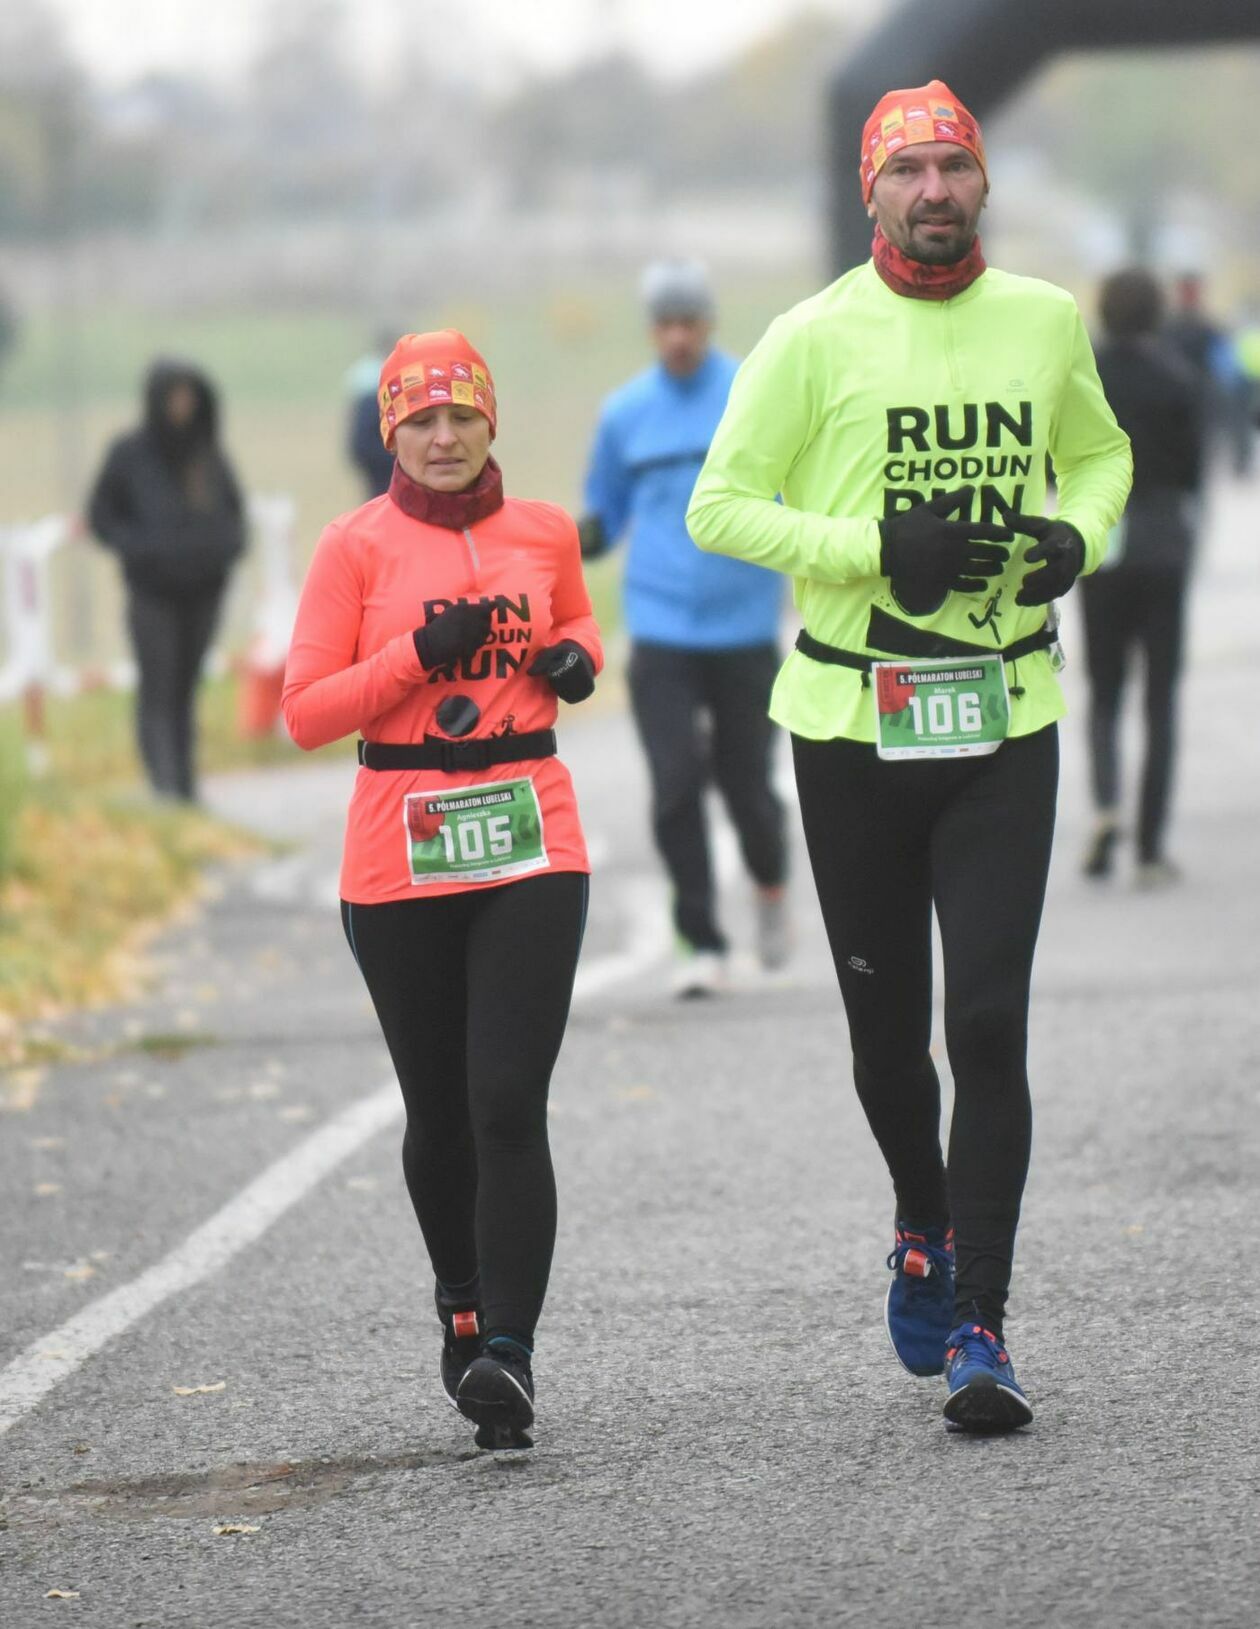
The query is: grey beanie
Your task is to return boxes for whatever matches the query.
[641,259,715,323]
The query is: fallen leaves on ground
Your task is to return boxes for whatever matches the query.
[1,1065,46,1111]
[0,783,261,1062]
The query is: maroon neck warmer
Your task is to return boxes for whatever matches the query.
[389,455,505,529]
[872,225,986,302]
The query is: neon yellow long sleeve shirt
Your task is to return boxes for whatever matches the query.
[686,261,1132,741]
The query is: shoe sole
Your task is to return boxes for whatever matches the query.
[457,1360,535,1447]
[473,1421,534,1450]
[882,1281,946,1378]
[943,1374,1033,1433]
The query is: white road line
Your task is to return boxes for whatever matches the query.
[0,1085,402,1438]
[0,803,774,1438]
[573,873,672,999]
[0,867,669,1439]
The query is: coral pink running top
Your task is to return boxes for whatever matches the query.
[283,490,602,904]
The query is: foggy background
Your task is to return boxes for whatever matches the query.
[2,0,1259,669]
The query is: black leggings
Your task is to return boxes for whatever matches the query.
[341,870,588,1345]
[127,585,224,801]
[1081,565,1188,863]
[792,726,1059,1334]
[628,640,787,952]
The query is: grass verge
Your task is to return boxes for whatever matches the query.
[0,674,310,1063]
[0,782,262,1064]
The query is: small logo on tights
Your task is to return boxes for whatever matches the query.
[847,955,874,975]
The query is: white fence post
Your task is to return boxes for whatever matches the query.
[239,494,300,736]
[0,515,72,775]
[2,497,300,753]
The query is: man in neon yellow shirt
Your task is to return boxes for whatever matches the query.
[688,79,1131,1433]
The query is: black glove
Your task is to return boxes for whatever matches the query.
[528,640,595,704]
[878,486,1012,615]
[413,601,493,670]
[1007,516,1086,606]
[577,514,609,560]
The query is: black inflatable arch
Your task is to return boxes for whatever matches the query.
[827,0,1260,272]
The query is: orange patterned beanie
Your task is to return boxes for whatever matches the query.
[378,330,497,450]
[860,80,987,203]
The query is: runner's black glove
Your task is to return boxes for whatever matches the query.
[413,601,493,670]
[528,640,596,704]
[878,486,1012,615]
[1009,516,1086,605]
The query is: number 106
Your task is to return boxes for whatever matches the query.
[907,691,983,736]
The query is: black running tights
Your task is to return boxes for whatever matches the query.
[628,640,787,952]
[341,871,588,1345]
[792,727,1059,1334]
[1081,565,1188,863]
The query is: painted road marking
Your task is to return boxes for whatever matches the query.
[0,865,679,1439]
[0,1085,401,1437]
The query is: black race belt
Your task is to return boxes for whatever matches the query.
[358,730,557,772]
[795,605,1056,676]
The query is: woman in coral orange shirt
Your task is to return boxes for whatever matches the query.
[284,331,602,1450]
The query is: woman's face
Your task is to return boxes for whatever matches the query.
[394,405,492,491]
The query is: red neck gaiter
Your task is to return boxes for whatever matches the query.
[389,455,505,530]
[872,225,986,302]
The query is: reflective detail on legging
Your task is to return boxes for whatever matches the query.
[342,900,361,970]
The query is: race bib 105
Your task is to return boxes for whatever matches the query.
[404,778,548,885]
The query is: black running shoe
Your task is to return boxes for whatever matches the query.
[439,1308,482,1407]
[456,1338,535,1450]
[434,1282,482,1407]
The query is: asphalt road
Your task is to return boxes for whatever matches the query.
[2,478,1258,1628]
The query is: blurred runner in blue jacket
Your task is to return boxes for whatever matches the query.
[580,261,788,995]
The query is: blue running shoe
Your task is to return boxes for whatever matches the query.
[884,1221,955,1376]
[943,1323,1033,1433]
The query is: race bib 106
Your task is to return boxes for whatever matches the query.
[872,655,1010,761]
[404,778,548,885]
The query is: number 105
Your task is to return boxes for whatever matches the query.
[439,814,514,863]
[907,691,983,736]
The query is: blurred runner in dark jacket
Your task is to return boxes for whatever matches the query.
[346,335,397,497]
[1164,271,1250,478]
[1082,269,1202,885]
[88,360,245,801]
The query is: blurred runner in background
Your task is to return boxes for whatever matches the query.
[1164,272,1250,477]
[579,260,788,996]
[1082,268,1203,886]
[87,361,245,802]
[345,331,398,497]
